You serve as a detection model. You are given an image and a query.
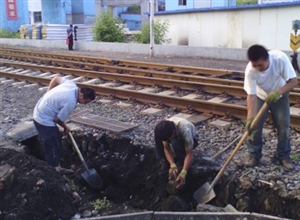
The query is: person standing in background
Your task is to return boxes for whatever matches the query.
[66,24,73,50]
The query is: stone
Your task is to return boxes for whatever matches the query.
[5,121,38,141]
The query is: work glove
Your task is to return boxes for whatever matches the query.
[176,170,187,189]
[266,91,281,103]
[245,118,254,133]
[168,163,178,180]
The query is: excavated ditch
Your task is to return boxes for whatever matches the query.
[5,132,297,220]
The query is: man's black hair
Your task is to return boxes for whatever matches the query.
[247,44,269,62]
[80,87,96,100]
[154,120,176,142]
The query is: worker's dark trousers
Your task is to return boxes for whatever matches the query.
[155,138,198,164]
[247,93,291,160]
[33,120,62,167]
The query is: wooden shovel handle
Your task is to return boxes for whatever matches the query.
[209,102,268,189]
[69,132,89,171]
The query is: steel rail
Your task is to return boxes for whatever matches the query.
[0,59,245,86]
[2,51,300,87]
[0,52,239,79]
[1,71,300,128]
[1,58,300,94]
[0,69,246,97]
[0,48,243,76]
[1,61,300,104]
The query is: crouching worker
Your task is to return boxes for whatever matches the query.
[154,117,199,189]
[33,76,96,173]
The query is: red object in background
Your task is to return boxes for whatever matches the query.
[66,38,69,45]
[6,0,18,20]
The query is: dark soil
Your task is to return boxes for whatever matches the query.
[0,133,219,220]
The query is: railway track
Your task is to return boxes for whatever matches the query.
[1,48,300,129]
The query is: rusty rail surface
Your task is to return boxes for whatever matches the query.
[1,70,300,129]
[0,47,245,77]
[1,60,300,104]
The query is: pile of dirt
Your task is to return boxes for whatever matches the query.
[0,148,77,220]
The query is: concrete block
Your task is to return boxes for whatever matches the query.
[2,68,13,72]
[171,113,194,119]
[98,99,113,104]
[39,72,52,77]
[72,76,84,82]
[207,97,228,103]
[116,101,132,108]
[38,87,48,92]
[19,70,32,75]
[46,73,60,79]
[1,79,14,84]
[140,107,167,115]
[62,75,74,80]
[188,114,212,125]
[5,121,38,141]
[28,71,41,76]
[12,81,26,87]
[117,84,135,90]
[138,87,156,93]
[24,83,38,88]
[290,106,300,116]
[182,94,199,99]
[9,69,23,73]
[158,90,175,96]
[209,119,232,129]
[84,78,101,84]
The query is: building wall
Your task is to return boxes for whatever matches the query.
[156,3,300,51]
[42,0,66,24]
[28,0,42,24]
[0,0,29,31]
[120,14,141,30]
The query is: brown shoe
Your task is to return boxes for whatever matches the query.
[280,158,294,170]
[245,157,259,167]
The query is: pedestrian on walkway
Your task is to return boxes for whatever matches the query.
[66,24,74,50]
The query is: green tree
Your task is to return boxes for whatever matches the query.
[236,0,258,5]
[92,11,126,42]
[132,20,171,44]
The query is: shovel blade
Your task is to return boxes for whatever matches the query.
[193,182,216,204]
[81,168,103,190]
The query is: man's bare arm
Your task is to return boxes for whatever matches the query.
[277,78,298,95]
[47,76,62,92]
[246,95,257,119]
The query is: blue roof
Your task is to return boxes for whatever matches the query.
[154,1,300,15]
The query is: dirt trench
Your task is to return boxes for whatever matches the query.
[1,133,300,220]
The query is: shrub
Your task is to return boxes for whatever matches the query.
[92,11,126,42]
[0,29,20,38]
[132,19,171,44]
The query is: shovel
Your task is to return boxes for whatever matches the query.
[193,102,268,204]
[69,132,103,190]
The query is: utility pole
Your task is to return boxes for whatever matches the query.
[150,0,154,57]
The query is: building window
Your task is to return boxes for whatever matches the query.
[179,0,187,5]
[33,12,42,23]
